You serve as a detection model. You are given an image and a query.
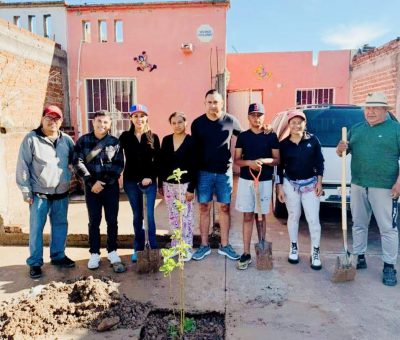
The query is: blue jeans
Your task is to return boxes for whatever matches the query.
[124,180,157,250]
[27,195,69,267]
[197,170,233,204]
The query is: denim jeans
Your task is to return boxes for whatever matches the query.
[197,170,233,204]
[85,182,119,254]
[27,195,69,267]
[124,180,157,250]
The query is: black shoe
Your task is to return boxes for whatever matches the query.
[29,266,42,279]
[356,255,367,269]
[382,266,397,286]
[237,253,252,270]
[51,256,76,268]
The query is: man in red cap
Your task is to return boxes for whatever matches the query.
[17,104,76,279]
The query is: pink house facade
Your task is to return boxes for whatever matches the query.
[66,0,229,138]
[226,50,351,126]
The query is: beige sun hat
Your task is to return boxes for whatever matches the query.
[360,92,392,108]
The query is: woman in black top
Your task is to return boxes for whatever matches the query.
[159,112,196,261]
[119,104,160,262]
[276,110,324,270]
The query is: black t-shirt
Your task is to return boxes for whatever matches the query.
[191,113,242,174]
[159,134,197,193]
[235,129,280,181]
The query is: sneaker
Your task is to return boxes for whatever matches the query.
[218,244,240,260]
[288,242,299,264]
[382,266,397,286]
[183,249,193,262]
[107,250,121,264]
[356,255,367,269]
[88,253,101,270]
[131,251,138,263]
[310,246,322,270]
[29,266,42,279]
[237,253,252,270]
[192,245,211,261]
[51,256,75,268]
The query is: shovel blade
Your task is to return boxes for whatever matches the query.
[254,241,273,270]
[331,254,356,283]
[136,248,161,274]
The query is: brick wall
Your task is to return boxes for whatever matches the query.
[350,38,400,116]
[0,18,69,229]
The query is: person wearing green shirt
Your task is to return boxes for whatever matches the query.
[336,92,400,286]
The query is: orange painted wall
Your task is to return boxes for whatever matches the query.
[227,50,351,122]
[66,3,228,138]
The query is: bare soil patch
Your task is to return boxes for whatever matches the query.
[140,309,225,340]
[0,276,152,339]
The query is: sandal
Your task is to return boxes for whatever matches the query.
[112,261,126,273]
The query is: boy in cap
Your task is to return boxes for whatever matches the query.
[73,110,126,272]
[17,104,75,279]
[234,103,280,269]
[337,92,400,286]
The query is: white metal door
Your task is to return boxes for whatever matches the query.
[227,90,263,174]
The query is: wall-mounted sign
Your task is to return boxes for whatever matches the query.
[255,65,272,80]
[197,24,214,43]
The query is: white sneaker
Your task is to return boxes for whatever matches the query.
[288,242,299,264]
[88,253,101,269]
[107,250,121,264]
[310,246,322,270]
[183,249,193,262]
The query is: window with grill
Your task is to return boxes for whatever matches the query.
[296,88,334,105]
[86,78,136,136]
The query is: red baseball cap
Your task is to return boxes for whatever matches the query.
[286,110,306,122]
[43,105,63,119]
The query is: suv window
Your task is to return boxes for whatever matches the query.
[304,106,364,147]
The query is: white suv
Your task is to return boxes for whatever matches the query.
[271,104,365,218]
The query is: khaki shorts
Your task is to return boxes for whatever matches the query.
[235,177,272,214]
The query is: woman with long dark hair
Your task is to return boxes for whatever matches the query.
[119,104,160,262]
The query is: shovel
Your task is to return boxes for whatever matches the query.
[137,190,161,274]
[250,168,273,270]
[331,127,356,283]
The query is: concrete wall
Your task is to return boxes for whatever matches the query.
[67,2,228,138]
[350,38,400,116]
[0,18,68,229]
[0,5,68,49]
[227,50,351,122]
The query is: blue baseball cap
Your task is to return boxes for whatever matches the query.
[248,103,265,115]
[129,104,148,116]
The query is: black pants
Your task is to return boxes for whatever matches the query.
[85,182,119,254]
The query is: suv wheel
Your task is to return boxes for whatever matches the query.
[272,185,288,218]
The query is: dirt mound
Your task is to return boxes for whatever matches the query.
[0,276,152,339]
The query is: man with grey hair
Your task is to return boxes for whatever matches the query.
[336,92,400,286]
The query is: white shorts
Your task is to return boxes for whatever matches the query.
[235,177,272,214]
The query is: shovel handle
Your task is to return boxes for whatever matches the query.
[341,127,348,251]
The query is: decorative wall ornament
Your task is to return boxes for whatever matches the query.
[133,51,157,72]
[255,65,272,80]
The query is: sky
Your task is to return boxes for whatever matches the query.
[227,0,400,53]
